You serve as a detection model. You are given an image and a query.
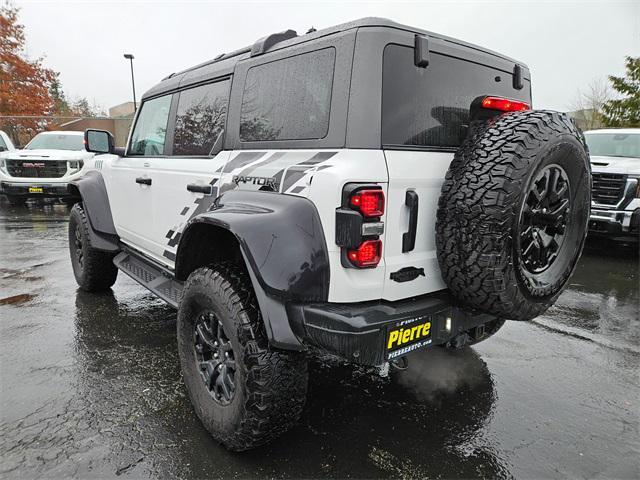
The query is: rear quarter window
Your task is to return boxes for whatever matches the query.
[382,44,530,149]
[239,48,336,142]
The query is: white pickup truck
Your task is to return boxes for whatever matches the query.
[0,131,94,205]
[585,129,640,243]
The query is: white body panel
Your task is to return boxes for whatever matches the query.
[381,150,451,300]
[152,153,231,263]
[104,156,160,261]
[100,147,453,304]
[303,150,389,302]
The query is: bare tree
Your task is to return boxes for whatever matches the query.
[569,79,612,130]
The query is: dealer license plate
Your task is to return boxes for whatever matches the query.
[386,314,432,360]
[28,187,43,194]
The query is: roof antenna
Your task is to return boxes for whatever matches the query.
[306,26,317,34]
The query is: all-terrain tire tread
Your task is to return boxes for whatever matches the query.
[69,203,118,292]
[435,110,589,320]
[181,263,308,451]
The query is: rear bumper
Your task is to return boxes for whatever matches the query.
[0,181,72,198]
[288,293,497,366]
[589,207,640,242]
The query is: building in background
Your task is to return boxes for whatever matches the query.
[55,101,136,147]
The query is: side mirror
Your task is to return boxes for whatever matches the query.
[84,129,115,154]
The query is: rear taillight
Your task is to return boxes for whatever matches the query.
[347,240,382,268]
[336,185,385,268]
[350,189,385,217]
[481,96,530,112]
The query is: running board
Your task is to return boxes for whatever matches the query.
[113,251,183,308]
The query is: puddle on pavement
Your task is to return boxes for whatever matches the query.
[1,197,638,479]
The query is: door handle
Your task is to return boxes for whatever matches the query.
[402,190,419,253]
[186,183,213,195]
[135,177,152,185]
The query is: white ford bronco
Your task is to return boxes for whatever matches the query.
[67,18,591,450]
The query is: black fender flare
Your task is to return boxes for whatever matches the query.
[68,171,119,252]
[175,190,330,350]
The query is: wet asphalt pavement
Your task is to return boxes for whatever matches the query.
[0,199,638,479]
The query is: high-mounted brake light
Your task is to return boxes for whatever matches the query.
[347,240,382,268]
[481,96,530,112]
[350,189,385,218]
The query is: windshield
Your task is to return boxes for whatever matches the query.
[585,132,640,159]
[25,133,85,151]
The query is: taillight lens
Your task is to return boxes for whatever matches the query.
[347,240,382,268]
[350,189,384,217]
[481,96,530,112]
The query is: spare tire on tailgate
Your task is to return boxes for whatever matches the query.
[436,110,590,321]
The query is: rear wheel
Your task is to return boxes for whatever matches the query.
[177,263,308,451]
[68,203,118,291]
[436,110,591,321]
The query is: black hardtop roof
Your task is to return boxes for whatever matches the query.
[142,17,527,100]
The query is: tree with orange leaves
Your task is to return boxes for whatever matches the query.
[0,2,55,143]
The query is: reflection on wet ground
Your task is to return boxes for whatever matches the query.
[1,199,638,478]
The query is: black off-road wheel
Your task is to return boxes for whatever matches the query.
[177,263,308,451]
[68,203,118,291]
[436,110,591,321]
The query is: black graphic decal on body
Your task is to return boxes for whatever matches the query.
[162,178,219,261]
[280,152,338,192]
[299,151,337,165]
[237,152,286,177]
[167,231,182,247]
[282,166,311,192]
[222,151,266,173]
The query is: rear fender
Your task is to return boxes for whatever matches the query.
[175,190,330,349]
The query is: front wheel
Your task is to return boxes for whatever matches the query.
[68,203,118,291]
[177,263,308,451]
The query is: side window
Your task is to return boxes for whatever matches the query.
[0,136,6,151]
[129,94,172,156]
[240,48,335,142]
[173,80,229,156]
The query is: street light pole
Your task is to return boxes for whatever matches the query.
[123,54,137,112]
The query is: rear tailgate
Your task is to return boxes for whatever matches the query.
[380,42,531,301]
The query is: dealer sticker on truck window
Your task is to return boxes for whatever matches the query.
[28,187,43,194]
[386,315,432,360]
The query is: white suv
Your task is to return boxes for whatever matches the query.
[0,131,94,204]
[585,129,640,242]
[66,18,591,451]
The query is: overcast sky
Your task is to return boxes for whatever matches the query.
[15,0,640,112]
